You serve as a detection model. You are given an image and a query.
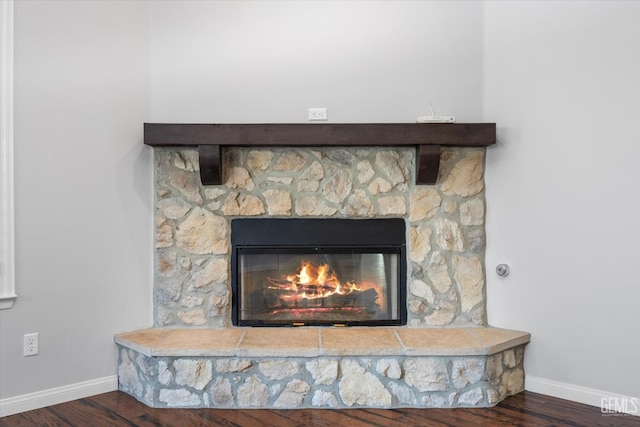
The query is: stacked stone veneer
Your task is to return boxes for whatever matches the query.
[154,146,487,328]
[117,146,529,410]
[117,345,525,409]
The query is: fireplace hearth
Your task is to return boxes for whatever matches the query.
[231,218,407,327]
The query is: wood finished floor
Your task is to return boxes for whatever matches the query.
[1,391,639,427]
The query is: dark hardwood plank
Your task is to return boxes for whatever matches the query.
[2,391,639,427]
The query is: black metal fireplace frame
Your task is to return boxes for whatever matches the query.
[231,218,407,327]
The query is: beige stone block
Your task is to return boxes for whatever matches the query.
[295,195,338,216]
[274,379,311,408]
[378,196,406,215]
[503,368,525,395]
[409,226,432,264]
[409,188,441,222]
[443,200,457,214]
[238,328,320,357]
[424,302,457,326]
[157,197,191,220]
[395,328,485,356]
[460,198,484,226]
[263,189,292,215]
[273,151,306,172]
[321,328,403,356]
[356,160,375,184]
[297,160,325,192]
[259,360,300,380]
[409,279,435,304]
[403,358,449,392]
[338,359,392,407]
[115,329,171,356]
[341,190,375,217]
[216,359,252,373]
[453,255,484,312]
[466,327,531,354]
[221,193,265,216]
[175,207,228,255]
[155,215,173,248]
[159,388,201,407]
[441,150,484,197]
[173,150,199,172]
[237,376,269,407]
[321,169,352,204]
[247,150,274,172]
[368,177,392,195]
[154,329,243,356]
[188,258,227,290]
[168,169,203,204]
[312,390,338,407]
[174,359,212,390]
[376,358,402,379]
[203,187,226,201]
[427,251,452,293]
[435,218,466,251]
[177,310,207,326]
[210,377,234,407]
[158,251,177,277]
[375,151,409,188]
[225,167,255,191]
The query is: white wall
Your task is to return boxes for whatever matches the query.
[0,0,152,402]
[150,1,484,123]
[484,1,640,399]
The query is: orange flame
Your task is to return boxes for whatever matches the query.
[270,261,369,301]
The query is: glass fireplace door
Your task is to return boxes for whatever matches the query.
[236,248,400,326]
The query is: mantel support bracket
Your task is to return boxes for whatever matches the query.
[198,145,222,185]
[416,145,441,185]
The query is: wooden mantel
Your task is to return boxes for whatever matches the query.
[143,123,496,185]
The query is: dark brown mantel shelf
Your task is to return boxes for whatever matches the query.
[144,123,496,185]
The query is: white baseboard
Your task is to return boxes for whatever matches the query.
[526,376,639,417]
[0,375,118,418]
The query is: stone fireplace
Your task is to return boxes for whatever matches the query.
[115,132,530,409]
[153,146,488,328]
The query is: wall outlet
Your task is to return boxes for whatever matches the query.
[308,108,328,121]
[24,333,39,356]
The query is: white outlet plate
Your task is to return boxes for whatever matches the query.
[308,108,328,121]
[24,333,39,356]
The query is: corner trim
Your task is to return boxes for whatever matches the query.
[0,0,16,309]
[0,375,118,417]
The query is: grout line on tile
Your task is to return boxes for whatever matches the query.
[465,329,490,355]
[149,329,173,356]
[235,329,247,356]
[392,329,408,355]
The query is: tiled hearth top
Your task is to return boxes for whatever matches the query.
[115,327,530,358]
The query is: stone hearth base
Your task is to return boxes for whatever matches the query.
[115,327,529,409]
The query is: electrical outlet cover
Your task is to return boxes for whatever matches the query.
[308,108,328,121]
[24,333,39,356]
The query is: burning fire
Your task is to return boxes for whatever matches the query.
[267,261,371,301]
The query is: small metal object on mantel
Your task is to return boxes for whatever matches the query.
[143,123,496,186]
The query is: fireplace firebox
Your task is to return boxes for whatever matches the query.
[231,218,407,327]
